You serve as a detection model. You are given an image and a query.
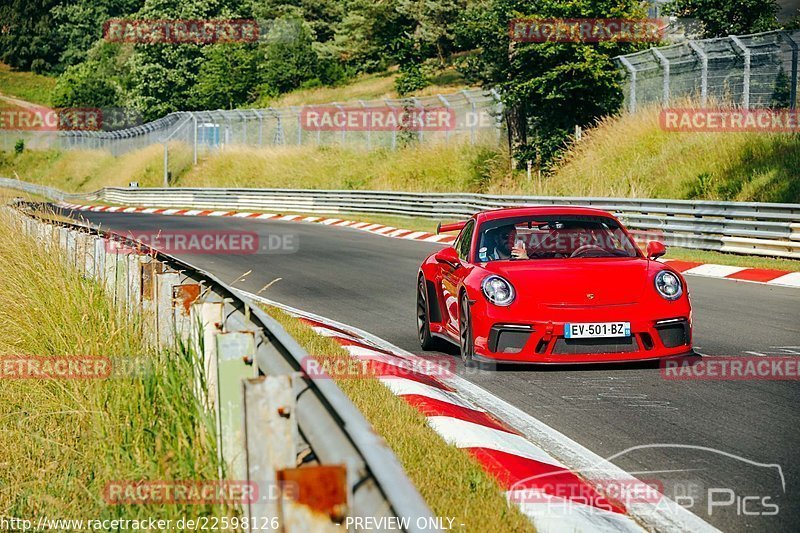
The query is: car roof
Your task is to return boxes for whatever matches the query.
[474,205,617,223]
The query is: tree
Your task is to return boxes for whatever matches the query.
[456,0,650,167]
[665,0,779,37]
[191,44,261,109]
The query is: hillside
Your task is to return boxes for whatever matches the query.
[2,101,798,204]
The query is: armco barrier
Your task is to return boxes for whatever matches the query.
[2,178,798,259]
[7,203,436,532]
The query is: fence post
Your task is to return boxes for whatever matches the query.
[192,114,198,165]
[438,94,451,143]
[358,100,370,149]
[384,99,397,150]
[618,57,637,113]
[163,143,169,187]
[490,88,504,142]
[782,31,798,109]
[731,36,751,109]
[462,90,476,144]
[652,49,670,107]
[688,41,708,106]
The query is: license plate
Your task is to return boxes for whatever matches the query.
[564,322,630,339]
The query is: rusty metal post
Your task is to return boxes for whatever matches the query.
[173,283,202,345]
[243,375,298,531]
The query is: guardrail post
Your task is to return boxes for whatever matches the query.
[156,272,182,348]
[243,375,298,531]
[126,252,143,318]
[140,259,162,345]
[216,330,257,480]
[190,299,224,410]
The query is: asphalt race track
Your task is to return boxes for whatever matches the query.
[64,208,800,532]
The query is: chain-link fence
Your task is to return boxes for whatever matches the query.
[615,29,800,111]
[1,89,504,159]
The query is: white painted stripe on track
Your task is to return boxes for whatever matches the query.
[320,218,341,225]
[768,272,800,287]
[402,231,428,240]
[427,416,566,468]
[508,491,644,533]
[378,377,483,411]
[208,210,230,217]
[423,234,451,243]
[232,212,254,218]
[184,209,203,216]
[683,264,747,277]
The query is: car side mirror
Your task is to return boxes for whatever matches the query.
[646,241,667,260]
[435,247,460,268]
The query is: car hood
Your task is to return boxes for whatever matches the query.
[481,258,651,306]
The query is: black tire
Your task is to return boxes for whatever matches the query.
[459,292,475,365]
[417,276,440,351]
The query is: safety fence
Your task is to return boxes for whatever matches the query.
[615,29,800,111]
[3,178,798,259]
[8,203,435,532]
[1,89,503,158]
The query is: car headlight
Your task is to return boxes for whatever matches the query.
[482,275,515,306]
[655,270,683,300]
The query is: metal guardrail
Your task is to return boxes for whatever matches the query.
[2,178,798,258]
[9,201,436,532]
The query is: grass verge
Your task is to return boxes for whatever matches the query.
[262,305,534,532]
[0,62,56,107]
[0,210,231,522]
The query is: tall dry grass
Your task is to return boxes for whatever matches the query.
[0,210,228,522]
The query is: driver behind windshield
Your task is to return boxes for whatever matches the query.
[478,224,528,261]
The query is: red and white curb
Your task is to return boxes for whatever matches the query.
[240,292,718,533]
[59,202,798,289]
[58,202,457,245]
[659,259,800,288]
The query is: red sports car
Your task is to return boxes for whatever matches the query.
[417,206,693,364]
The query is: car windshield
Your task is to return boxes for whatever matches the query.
[476,215,639,261]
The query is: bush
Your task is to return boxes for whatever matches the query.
[14,139,24,155]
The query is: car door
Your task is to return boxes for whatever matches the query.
[441,219,474,337]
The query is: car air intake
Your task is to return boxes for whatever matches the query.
[488,325,532,353]
[655,320,690,348]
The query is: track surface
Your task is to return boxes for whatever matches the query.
[67,209,800,532]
